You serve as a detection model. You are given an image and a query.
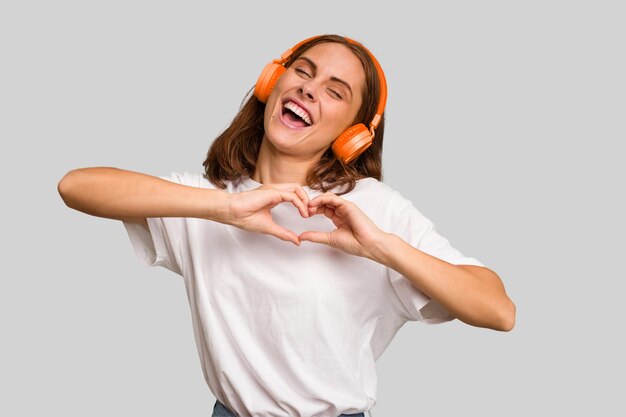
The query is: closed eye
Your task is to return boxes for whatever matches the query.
[295,68,312,78]
[328,89,343,100]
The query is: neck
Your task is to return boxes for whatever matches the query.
[251,137,322,186]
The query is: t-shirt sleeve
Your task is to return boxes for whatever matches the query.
[385,189,485,323]
[122,172,194,277]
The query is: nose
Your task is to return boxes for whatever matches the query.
[298,81,317,102]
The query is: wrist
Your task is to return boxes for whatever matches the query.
[202,189,233,224]
[368,231,397,265]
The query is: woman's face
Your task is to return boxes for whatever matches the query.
[263,42,366,160]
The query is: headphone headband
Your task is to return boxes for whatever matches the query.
[253,35,387,164]
[272,36,387,132]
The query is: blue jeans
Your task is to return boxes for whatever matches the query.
[212,400,365,417]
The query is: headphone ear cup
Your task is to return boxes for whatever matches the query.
[254,62,286,103]
[331,123,373,165]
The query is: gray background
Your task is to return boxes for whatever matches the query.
[2,0,624,416]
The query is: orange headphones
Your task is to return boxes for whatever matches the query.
[253,36,388,165]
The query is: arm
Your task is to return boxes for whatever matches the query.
[58,167,312,245]
[299,192,516,332]
[57,167,231,226]
[372,234,516,331]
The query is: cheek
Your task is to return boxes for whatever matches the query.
[349,98,363,123]
[264,76,291,118]
[263,99,273,121]
[331,103,361,131]
[264,89,282,124]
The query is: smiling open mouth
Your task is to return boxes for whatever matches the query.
[282,101,312,127]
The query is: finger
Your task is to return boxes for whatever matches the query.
[293,186,310,208]
[309,204,335,219]
[277,190,309,218]
[260,182,310,210]
[282,183,310,204]
[289,186,310,217]
[308,193,345,209]
[299,231,330,245]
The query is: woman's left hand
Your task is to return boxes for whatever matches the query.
[298,192,388,260]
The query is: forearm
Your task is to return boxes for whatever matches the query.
[373,233,515,331]
[58,167,231,221]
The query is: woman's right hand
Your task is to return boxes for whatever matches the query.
[223,183,311,246]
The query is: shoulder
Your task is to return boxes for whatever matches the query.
[341,177,394,200]
[350,178,430,227]
[349,177,409,208]
[337,177,405,220]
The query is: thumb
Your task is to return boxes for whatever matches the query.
[299,231,330,245]
[267,223,301,246]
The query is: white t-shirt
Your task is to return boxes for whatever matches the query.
[123,172,485,417]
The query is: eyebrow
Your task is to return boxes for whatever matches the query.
[296,56,354,98]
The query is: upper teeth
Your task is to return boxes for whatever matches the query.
[284,101,312,125]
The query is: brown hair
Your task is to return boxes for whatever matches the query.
[202,34,386,196]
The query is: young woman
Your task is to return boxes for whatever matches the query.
[58,34,515,417]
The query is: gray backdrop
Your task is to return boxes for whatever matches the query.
[2,0,624,416]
